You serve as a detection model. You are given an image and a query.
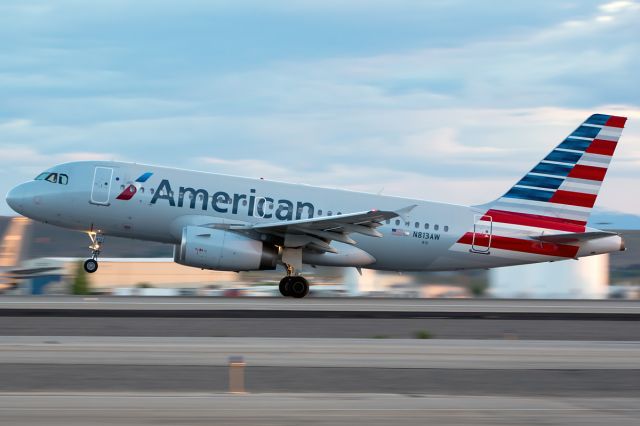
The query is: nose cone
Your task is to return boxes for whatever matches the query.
[6,184,26,215]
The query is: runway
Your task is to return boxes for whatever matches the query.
[3,337,640,369]
[3,315,640,339]
[3,393,639,426]
[1,296,639,316]
[1,296,639,340]
[2,297,638,425]
[0,337,639,395]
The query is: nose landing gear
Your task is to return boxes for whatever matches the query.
[83,231,104,274]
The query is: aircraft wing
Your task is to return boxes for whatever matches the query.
[530,231,619,244]
[230,205,416,253]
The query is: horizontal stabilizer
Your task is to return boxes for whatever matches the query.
[530,231,619,244]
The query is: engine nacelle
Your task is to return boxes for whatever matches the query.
[174,226,278,271]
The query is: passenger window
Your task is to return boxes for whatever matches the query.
[150,188,155,195]
[58,174,68,185]
[327,211,333,216]
[444,225,449,232]
[424,223,429,230]
[45,173,57,183]
[140,187,145,194]
[337,212,342,215]
[434,224,439,231]
[385,219,390,224]
[318,209,323,216]
[120,185,125,190]
[415,222,419,228]
[395,219,400,225]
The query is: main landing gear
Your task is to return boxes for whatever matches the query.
[279,264,309,298]
[83,231,104,274]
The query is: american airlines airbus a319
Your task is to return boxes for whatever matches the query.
[5,114,627,297]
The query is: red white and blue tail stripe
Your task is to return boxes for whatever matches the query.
[484,114,625,231]
[453,114,626,260]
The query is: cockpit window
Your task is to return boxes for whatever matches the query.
[35,172,68,184]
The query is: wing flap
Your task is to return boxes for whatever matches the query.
[231,205,417,252]
[249,209,396,232]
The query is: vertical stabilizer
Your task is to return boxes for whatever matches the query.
[481,114,627,232]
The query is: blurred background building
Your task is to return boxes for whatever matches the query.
[489,255,609,299]
[1,215,638,298]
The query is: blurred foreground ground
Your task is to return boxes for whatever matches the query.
[3,393,639,426]
[1,297,639,425]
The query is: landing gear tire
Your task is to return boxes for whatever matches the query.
[83,258,98,273]
[279,276,293,297]
[289,276,309,299]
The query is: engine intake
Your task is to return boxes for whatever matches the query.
[174,226,278,271]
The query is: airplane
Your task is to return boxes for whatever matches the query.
[5,113,627,298]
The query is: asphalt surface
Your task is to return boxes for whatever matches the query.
[1,296,639,315]
[2,296,638,425]
[2,337,639,369]
[3,393,639,426]
[2,316,639,340]
[0,337,639,395]
[1,364,639,395]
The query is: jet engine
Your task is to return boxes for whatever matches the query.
[174,226,278,271]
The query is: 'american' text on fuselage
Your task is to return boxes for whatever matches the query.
[150,179,316,221]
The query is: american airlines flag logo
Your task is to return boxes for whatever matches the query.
[116,172,153,201]
[391,228,410,237]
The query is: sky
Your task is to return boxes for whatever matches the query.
[0,0,639,216]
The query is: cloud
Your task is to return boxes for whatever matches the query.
[599,1,637,13]
[595,14,614,22]
[0,0,638,215]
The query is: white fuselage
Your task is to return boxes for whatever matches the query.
[5,161,623,272]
